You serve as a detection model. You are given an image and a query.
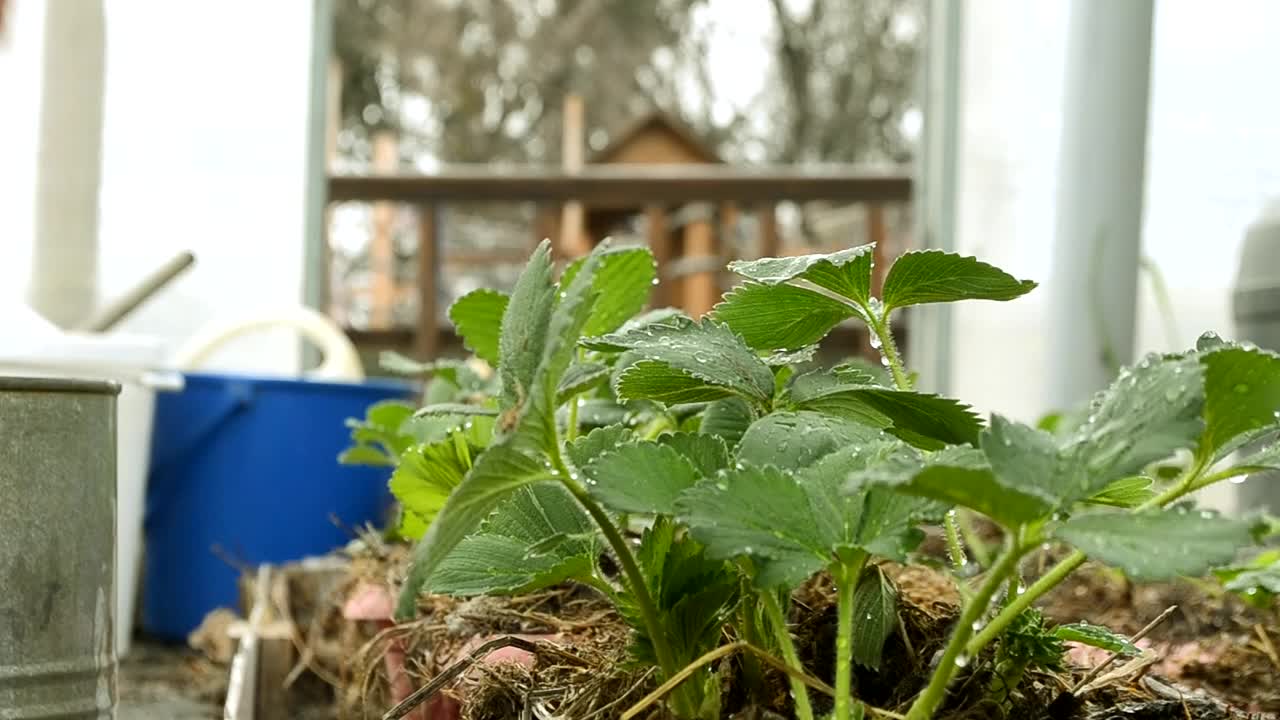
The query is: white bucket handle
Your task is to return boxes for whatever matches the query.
[172,307,365,381]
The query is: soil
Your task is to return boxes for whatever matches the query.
[159,536,1278,720]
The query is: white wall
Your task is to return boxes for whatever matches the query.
[2,1,316,375]
[948,1,1280,512]
[949,0,1280,424]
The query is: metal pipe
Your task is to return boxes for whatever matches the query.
[1046,0,1155,409]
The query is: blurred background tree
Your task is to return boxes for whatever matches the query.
[332,0,922,166]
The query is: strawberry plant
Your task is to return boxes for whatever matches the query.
[370,238,1280,720]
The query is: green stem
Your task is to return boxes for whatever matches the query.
[762,590,815,720]
[834,553,869,720]
[737,585,767,705]
[906,542,1028,720]
[566,397,581,442]
[943,510,968,571]
[965,459,1212,659]
[956,510,993,569]
[637,413,675,441]
[869,311,912,391]
[558,468,692,716]
[965,550,1083,658]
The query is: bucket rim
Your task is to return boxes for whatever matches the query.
[177,371,418,394]
[0,376,122,395]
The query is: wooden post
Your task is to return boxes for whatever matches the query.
[758,205,780,258]
[369,131,398,328]
[683,204,718,318]
[559,94,589,259]
[862,205,890,359]
[415,203,439,359]
[868,205,889,296]
[645,204,671,307]
[718,202,737,263]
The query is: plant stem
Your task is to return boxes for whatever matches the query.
[956,510,993,569]
[637,413,675,441]
[737,585,767,705]
[943,510,968,571]
[965,458,1212,659]
[761,590,815,720]
[558,470,692,716]
[834,553,869,720]
[905,542,1027,720]
[566,396,581,442]
[869,312,912,391]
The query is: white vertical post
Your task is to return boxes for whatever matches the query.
[26,0,106,328]
[301,0,334,369]
[908,0,964,395]
[1047,0,1155,408]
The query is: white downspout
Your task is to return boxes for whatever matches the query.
[907,0,964,395]
[26,0,107,328]
[1046,0,1155,408]
[28,0,106,326]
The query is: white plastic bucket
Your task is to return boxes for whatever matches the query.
[0,328,179,658]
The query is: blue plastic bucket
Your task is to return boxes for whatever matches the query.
[141,371,416,640]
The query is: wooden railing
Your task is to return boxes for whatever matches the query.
[324,165,913,362]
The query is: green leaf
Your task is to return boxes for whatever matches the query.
[1229,442,1280,479]
[602,318,775,405]
[337,445,396,467]
[509,241,610,451]
[658,432,731,478]
[395,445,555,619]
[585,441,701,515]
[560,244,657,337]
[449,289,510,367]
[880,250,1037,310]
[556,362,609,405]
[1054,508,1257,581]
[1082,476,1156,509]
[497,241,556,413]
[980,415,1082,509]
[1052,622,1141,656]
[699,397,754,446]
[848,446,1056,528]
[680,450,942,590]
[790,380,982,447]
[579,308,691,352]
[678,465,832,589]
[616,361,745,404]
[427,484,599,596]
[388,435,476,539]
[565,424,635,468]
[618,517,739,672]
[764,345,820,368]
[728,245,875,306]
[360,399,415,434]
[712,281,854,350]
[1066,353,1205,493]
[805,444,948,560]
[343,400,417,459]
[1199,344,1280,460]
[412,403,499,418]
[850,565,897,670]
[737,411,890,471]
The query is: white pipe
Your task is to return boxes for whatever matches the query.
[26,0,106,328]
[1047,0,1155,409]
[907,0,964,396]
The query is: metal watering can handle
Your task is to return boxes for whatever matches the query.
[171,306,365,381]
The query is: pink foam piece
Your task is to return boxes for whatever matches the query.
[343,581,395,621]
[454,633,562,669]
